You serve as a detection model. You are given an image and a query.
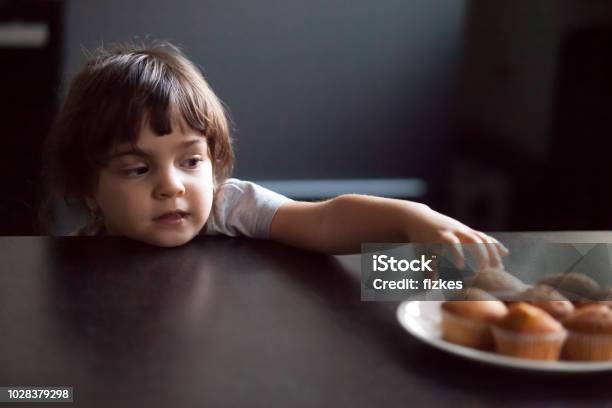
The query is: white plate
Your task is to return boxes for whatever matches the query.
[396,300,612,373]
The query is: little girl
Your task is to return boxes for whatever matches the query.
[42,41,507,267]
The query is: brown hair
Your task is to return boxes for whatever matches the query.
[41,41,234,233]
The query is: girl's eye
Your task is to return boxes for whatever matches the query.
[125,166,149,177]
[183,157,204,169]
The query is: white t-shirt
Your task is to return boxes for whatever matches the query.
[203,178,292,238]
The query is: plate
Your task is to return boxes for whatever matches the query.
[396,300,612,372]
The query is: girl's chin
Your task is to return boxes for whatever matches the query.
[106,219,205,247]
[124,228,198,247]
[145,233,196,247]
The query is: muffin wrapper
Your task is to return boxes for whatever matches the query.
[492,326,567,361]
[563,331,612,361]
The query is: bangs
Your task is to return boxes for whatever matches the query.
[93,50,225,159]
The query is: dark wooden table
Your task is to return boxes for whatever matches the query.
[0,234,611,407]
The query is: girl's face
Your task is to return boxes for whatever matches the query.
[91,118,214,247]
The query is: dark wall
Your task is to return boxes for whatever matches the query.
[453,0,612,231]
[64,0,465,183]
[0,0,63,234]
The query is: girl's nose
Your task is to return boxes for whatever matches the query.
[154,168,186,199]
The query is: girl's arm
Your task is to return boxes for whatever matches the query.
[269,194,507,267]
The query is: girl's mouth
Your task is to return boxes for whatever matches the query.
[153,211,189,225]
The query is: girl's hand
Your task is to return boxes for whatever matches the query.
[405,203,509,270]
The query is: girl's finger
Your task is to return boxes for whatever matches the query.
[441,231,465,269]
[475,231,503,269]
[457,230,490,270]
[488,236,510,256]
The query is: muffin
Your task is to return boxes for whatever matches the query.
[562,304,612,361]
[441,288,508,349]
[538,272,600,301]
[515,284,575,320]
[464,268,529,301]
[492,302,567,361]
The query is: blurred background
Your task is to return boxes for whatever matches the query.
[2,0,612,235]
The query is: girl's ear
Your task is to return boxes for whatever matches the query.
[84,196,104,230]
[84,196,101,219]
[84,196,97,211]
